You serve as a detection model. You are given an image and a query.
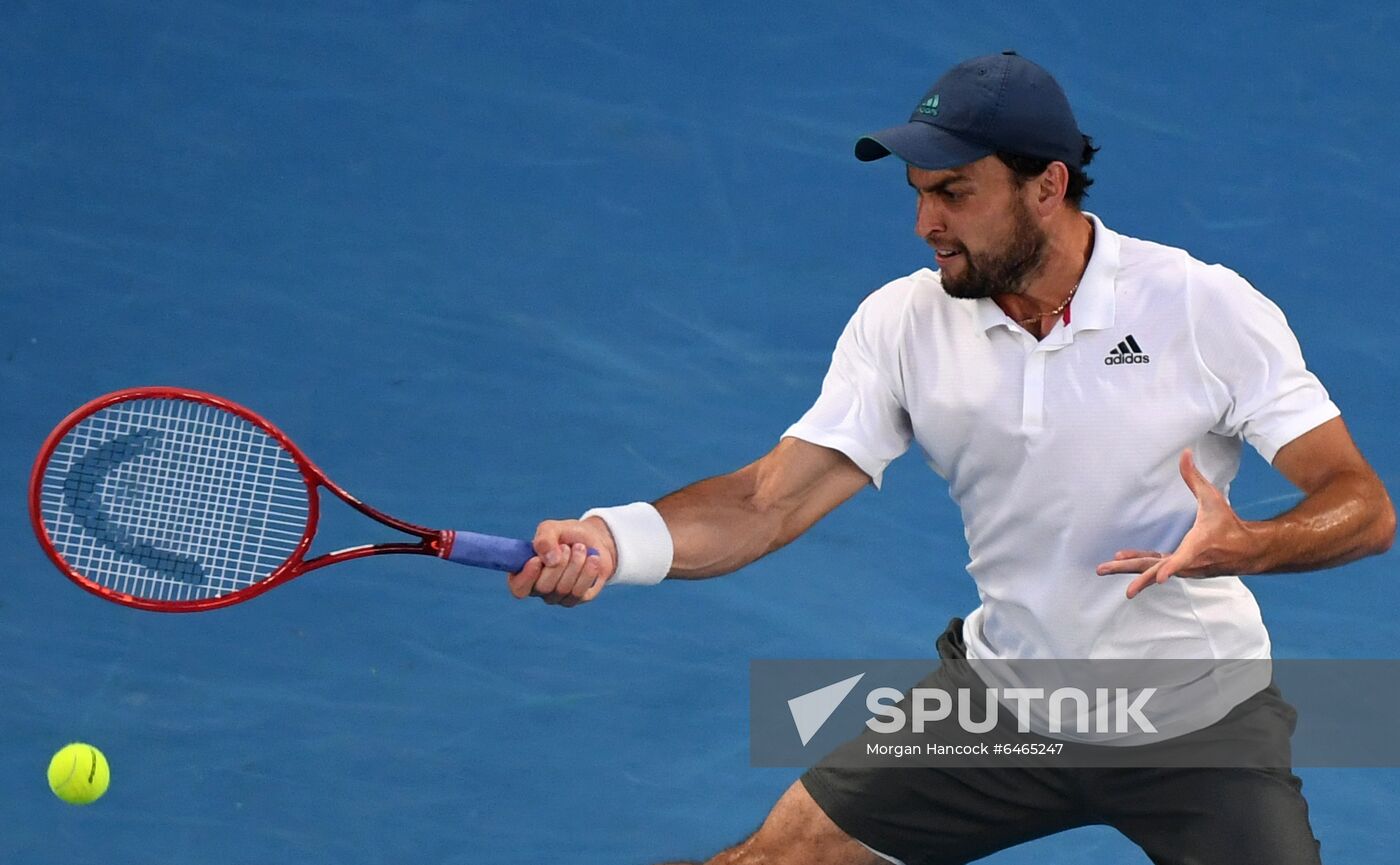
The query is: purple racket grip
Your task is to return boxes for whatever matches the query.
[441,530,597,573]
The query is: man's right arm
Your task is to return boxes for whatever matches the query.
[508,437,870,605]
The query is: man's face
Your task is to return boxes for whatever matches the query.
[907,156,1048,300]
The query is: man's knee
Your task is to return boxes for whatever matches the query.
[692,780,887,865]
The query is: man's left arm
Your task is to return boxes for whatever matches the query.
[1098,417,1395,599]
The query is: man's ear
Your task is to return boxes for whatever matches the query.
[1034,162,1070,215]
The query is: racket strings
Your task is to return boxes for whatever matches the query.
[39,398,311,602]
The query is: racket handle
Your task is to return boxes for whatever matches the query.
[441,530,597,573]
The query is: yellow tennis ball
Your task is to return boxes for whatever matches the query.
[47,743,109,805]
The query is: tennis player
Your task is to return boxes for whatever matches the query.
[509,52,1394,864]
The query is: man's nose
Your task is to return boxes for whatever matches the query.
[915,195,945,239]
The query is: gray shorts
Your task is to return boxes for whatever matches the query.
[800,619,1323,865]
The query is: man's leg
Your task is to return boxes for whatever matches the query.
[1094,767,1323,865]
[1086,678,1320,864]
[659,780,889,865]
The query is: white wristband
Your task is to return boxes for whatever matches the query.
[580,502,673,586]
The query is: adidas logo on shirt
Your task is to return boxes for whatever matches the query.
[1104,335,1150,365]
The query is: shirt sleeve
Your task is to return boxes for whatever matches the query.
[782,291,914,488]
[1191,265,1340,464]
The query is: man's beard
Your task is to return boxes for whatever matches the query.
[937,202,1049,300]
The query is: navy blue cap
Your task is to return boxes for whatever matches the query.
[855,51,1084,170]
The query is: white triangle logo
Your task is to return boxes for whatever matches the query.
[787,673,866,746]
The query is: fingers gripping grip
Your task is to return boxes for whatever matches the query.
[441,530,595,573]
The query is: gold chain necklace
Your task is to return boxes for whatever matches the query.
[1016,283,1079,327]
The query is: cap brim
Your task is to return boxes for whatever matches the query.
[854,121,994,170]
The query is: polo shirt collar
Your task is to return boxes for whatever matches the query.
[974,211,1119,335]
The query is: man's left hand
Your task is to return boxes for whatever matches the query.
[1096,450,1259,599]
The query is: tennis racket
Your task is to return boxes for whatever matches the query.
[30,387,562,612]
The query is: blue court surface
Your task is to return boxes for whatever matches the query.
[3,2,1398,862]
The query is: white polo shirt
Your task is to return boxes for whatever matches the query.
[785,213,1339,669]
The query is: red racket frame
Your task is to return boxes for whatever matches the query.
[30,386,454,612]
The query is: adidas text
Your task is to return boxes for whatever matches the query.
[1105,335,1150,365]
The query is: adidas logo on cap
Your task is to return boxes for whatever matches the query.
[1105,335,1150,365]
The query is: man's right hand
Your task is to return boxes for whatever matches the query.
[506,516,618,607]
